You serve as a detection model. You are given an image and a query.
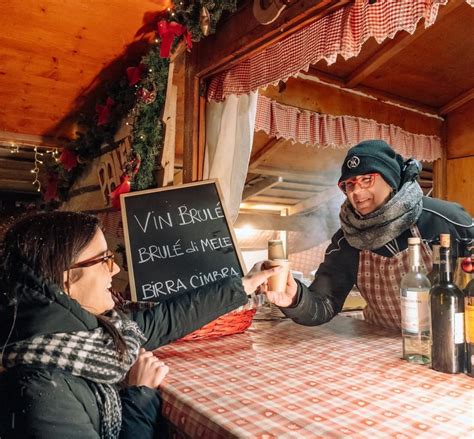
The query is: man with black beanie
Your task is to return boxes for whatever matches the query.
[263,139,474,329]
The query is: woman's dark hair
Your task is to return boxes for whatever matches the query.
[3,211,99,288]
[1,211,127,360]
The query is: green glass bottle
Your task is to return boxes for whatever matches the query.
[430,234,465,374]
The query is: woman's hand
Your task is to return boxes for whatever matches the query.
[241,262,282,295]
[263,269,298,308]
[126,348,169,389]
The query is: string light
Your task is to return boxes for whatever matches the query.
[31,146,44,192]
[9,143,19,154]
[46,148,60,163]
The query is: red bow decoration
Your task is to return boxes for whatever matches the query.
[95,97,115,126]
[59,149,78,171]
[126,64,145,86]
[126,152,141,176]
[44,173,59,202]
[110,175,131,209]
[157,20,192,58]
[111,152,141,210]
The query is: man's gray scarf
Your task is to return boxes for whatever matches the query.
[3,310,146,439]
[339,181,423,250]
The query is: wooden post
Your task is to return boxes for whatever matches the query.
[433,122,447,200]
[183,48,202,183]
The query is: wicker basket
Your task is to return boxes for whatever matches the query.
[178,308,256,342]
[111,289,256,342]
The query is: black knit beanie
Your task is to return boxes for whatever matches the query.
[339,140,405,190]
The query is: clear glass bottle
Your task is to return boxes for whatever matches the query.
[430,234,465,374]
[400,237,431,364]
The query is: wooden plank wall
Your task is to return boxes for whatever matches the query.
[446,99,474,216]
[258,77,441,205]
[260,77,443,149]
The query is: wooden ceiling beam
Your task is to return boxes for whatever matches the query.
[304,68,439,116]
[239,201,293,212]
[235,212,319,232]
[0,179,38,193]
[345,31,428,89]
[249,138,285,169]
[0,131,65,149]
[0,168,34,181]
[250,165,335,186]
[196,0,352,78]
[345,0,466,88]
[242,176,283,200]
[288,186,341,215]
[0,158,35,171]
[439,87,474,115]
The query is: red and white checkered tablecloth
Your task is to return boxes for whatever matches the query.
[156,316,473,439]
[207,0,465,102]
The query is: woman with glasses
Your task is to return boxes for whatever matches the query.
[0,211,278,438]
[263,139,474,329]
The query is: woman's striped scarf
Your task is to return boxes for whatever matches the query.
[3,310,146,439]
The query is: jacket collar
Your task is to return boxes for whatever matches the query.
[0,261,99,345]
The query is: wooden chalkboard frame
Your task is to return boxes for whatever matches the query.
[120,179,246,301]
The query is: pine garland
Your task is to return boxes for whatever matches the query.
[131,49,169,190]
[174,1,238,40]
[45,0,237,202]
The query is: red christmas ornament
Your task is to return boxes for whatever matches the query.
[461,257,473,274]
[126,64,145,86]
[59,149,78,171]
[157,20,192,58]
[110,175,131,209]
[95,97,115,126]
[137,87,157,104]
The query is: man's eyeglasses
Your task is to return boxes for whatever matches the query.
[70,251,115,273]
[338,173,379,194]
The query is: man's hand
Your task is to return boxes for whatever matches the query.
[264,268,298,308]
[126,348,169,389]
[241,262,283,295]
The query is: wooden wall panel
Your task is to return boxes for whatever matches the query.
[446,99,474,159]
[447,156,474,216]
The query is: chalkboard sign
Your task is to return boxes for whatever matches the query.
[120,180,246,302]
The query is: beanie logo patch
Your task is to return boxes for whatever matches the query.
[347,156,360,169]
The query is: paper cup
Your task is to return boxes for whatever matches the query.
[266,259,290,293]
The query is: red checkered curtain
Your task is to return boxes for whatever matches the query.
[255,95,442,161]
[207,0,458,102]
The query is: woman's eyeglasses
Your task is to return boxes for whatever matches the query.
[338,173,379,194]
[70,251,115,273]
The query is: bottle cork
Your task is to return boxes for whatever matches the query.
[440,234,450,248]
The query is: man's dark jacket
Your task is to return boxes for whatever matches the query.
[282,197,474,326]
